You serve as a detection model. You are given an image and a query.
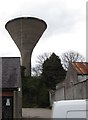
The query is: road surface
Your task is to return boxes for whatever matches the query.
[22,108,52,118]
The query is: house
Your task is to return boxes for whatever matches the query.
[65,62,88,86]
[54,62,88,103]
[0,57,22,119]
[65,62,88,100]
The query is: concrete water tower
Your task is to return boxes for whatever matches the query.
[5,17,47,76]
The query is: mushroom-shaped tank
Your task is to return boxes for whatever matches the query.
[5,17,47,76]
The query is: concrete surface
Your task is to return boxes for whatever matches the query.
[5,17,47,76]
[22,108,52,118]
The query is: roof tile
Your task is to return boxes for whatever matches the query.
[72,62,88,74]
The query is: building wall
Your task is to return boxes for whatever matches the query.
[65,62,78,88]
[72,80,87,99]
[14,90,22,118]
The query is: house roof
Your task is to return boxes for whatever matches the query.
[1,57,21,89]
[72,62,88,75]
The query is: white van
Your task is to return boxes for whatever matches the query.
[52,99,88,118]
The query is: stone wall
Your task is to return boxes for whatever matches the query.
[55,79,88,102]
[55,82,65,101]
[65,80,87,100]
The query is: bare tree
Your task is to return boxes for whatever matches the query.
[36,52,52,65]
[32,52,52,76]
[32,65,42,76]
[60,51,85,71]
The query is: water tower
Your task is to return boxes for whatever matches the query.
[5,17,47,76]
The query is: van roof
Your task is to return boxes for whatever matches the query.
[53,99,87,109]
[52,99,87,118]
[54,99,87,105]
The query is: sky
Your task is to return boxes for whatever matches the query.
[0,0,87,66]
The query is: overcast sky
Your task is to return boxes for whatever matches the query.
[0,0,87,66]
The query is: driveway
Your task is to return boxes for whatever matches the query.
[22,108,52,118]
